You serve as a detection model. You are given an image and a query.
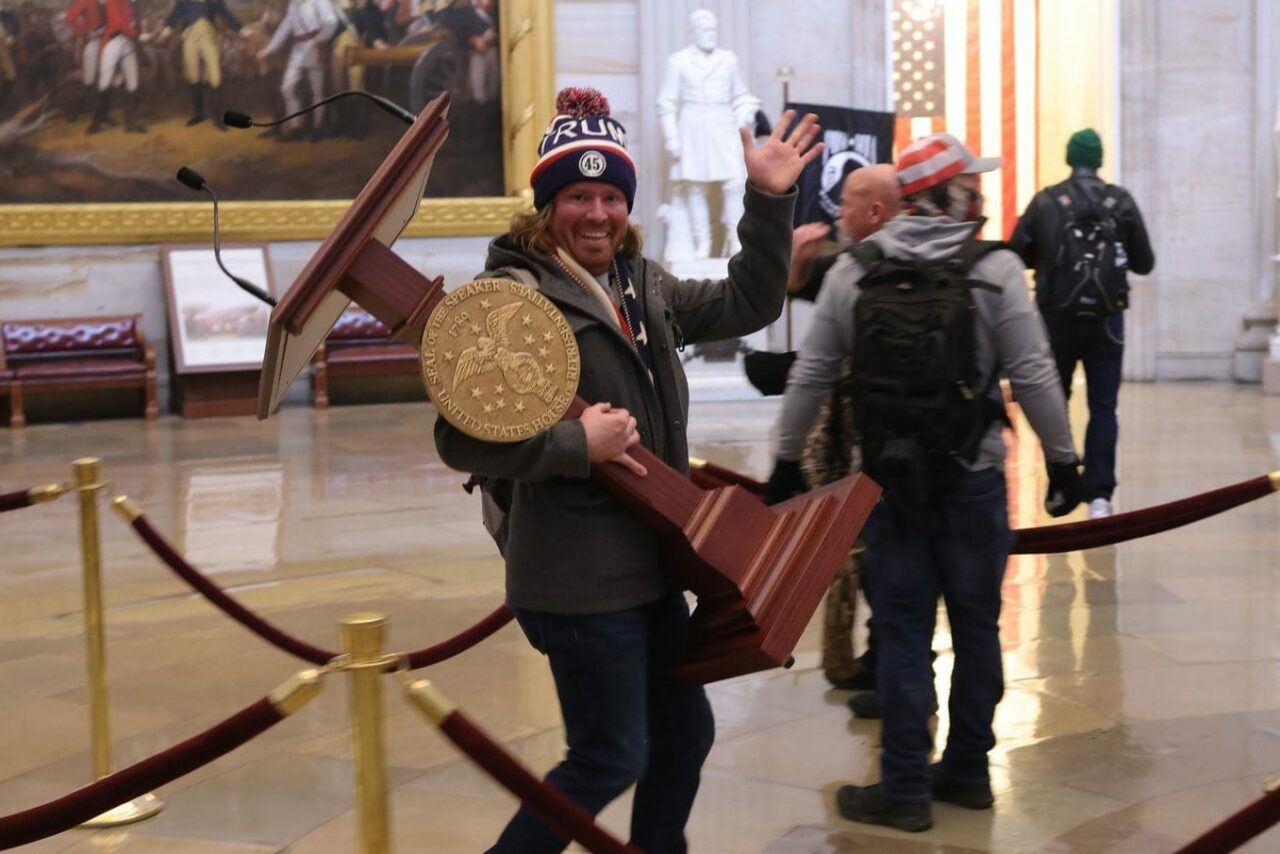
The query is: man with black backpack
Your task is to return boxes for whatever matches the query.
[1009,128,1155,518]
[765,132,1084,832]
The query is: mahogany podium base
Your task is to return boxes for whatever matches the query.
[178,371,261,419]
[672,476,876,683]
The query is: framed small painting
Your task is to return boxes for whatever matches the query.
[161,243,274,372]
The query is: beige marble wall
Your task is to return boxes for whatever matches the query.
[746,0,890,115]
[1120,0,1269,381]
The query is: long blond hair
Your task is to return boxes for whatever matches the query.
[507,205,644,260]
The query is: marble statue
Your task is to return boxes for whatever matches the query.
[657,9,761,261]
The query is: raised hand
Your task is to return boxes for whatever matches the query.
[740,109,824,195]
[788,221,834,293]
[792,222,832,262]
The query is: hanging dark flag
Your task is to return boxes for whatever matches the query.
[785,103,895,227]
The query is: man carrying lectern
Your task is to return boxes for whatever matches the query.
[433,86,821,854]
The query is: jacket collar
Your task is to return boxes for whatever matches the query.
[485,237,643,358]
[552,248,623,331]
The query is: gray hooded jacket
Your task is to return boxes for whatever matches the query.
[776,215,1076,470]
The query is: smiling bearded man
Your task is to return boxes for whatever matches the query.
[434,86,822,853]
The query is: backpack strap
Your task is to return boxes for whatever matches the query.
[848,240,885,276]
[1059,179,1084,213]
[948,236,1010,428]
[1096,185,1121,219]
[1062,178,1115,220]
[946,236,1006,294]
[952,238,1007,274]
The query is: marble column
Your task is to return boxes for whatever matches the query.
[1233,0,1277,383]
[1120,0,1259,382]
[1118,0,1158,381]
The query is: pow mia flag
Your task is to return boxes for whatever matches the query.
[785,102,895,227]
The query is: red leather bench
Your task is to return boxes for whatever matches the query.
[0,315,158,428]
[311,307,421,409]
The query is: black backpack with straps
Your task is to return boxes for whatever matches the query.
[848,237,1008,511]
[1042,181,1129,317]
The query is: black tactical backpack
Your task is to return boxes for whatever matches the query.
[848,238,1007,511]
[1043,182,1129,317]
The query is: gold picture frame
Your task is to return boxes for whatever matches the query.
[0,0,553,247]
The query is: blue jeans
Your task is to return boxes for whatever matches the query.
[1046,312,1124,501]
[489,592,715,854]
[863,469,1013,803]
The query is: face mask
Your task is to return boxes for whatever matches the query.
[947,183,984,222]
[904,180,986,222]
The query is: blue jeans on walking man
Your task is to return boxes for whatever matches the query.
[490,591,715,854]
[1045,312,1124,501]
[863,468,1013,804]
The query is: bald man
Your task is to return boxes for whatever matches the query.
[788,164,901,297]
[776,163,901,692]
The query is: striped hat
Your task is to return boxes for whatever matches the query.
[531,87,637,211]
[897,133,1002,196]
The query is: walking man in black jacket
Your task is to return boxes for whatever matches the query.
[1010,128,1155,518]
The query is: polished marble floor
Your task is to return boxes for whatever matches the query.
[2,382,1280,853]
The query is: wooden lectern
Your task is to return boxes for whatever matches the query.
[257,93,881,683]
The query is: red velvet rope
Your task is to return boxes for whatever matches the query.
[0,697,282,850]
[438,711,641,854]
[128,512,513,670]
[405,606,513,669]
[1172,785,1280,854]
[0,489,33,514]
[1010,475,1274,554]
[131,515,338,665]
[689,464,1276,555]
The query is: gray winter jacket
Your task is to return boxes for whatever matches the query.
[434,185,797,614]
[776,215,1076,470]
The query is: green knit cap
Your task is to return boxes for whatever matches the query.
[1066,128,1103,169]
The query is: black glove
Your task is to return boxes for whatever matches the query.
[1044,460,1085,518]
[743,350,797,396]
[765,458,808,505]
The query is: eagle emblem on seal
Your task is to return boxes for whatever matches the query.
[451,302,557,403]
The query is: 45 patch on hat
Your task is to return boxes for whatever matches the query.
[531,87,637,211]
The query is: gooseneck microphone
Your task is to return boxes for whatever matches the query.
[223,90,415,130]
[174,167,278,308]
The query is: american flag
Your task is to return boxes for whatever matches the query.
[892,0,1038,240]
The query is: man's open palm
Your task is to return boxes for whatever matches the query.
[741,109,823,195]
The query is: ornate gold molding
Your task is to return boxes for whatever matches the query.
[0,0,552,248]
[0,197,531,246]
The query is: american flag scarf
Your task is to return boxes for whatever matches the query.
[609,258,654,374]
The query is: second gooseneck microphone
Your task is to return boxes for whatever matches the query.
[175,167,277,308]
[223,90,415,131]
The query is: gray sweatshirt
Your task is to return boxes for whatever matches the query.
[776,215,1076,470]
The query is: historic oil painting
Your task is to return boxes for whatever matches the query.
[0,0,504,205]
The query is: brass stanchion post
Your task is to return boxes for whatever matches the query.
[342,613,392,854]
[74,458,163,827]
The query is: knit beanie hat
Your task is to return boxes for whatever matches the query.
[530,87,637,211]
[1066,128,1103,169]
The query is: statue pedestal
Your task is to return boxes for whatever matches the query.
[666,256,769,402]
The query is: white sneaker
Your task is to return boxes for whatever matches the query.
[1088,498,1113,519]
